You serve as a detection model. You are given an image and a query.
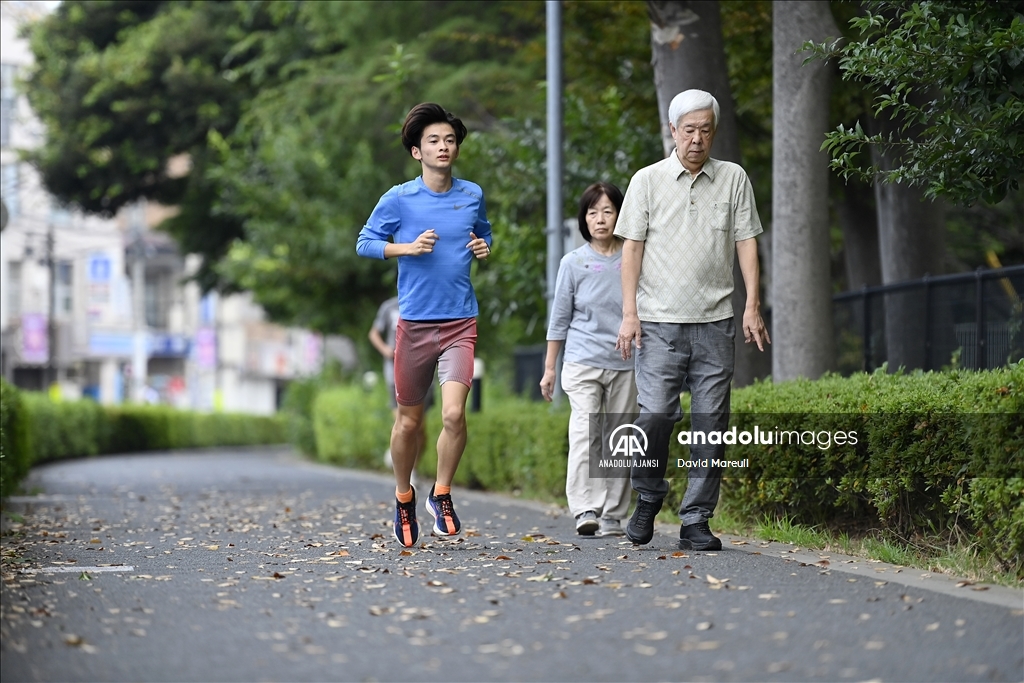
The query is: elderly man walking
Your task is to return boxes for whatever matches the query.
[614,89,770,551]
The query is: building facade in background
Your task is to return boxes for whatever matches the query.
[0,1,350,414]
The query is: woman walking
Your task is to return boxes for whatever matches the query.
[540,182,638,537]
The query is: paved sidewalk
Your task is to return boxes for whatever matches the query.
[2,447,1022,682]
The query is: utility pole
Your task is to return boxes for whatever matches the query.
[130,202,148,403]
[46,222,56,392]
[546,0,564,403]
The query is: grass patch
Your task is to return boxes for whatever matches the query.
[710,505,1022,588]
[754,515,834,549]
[860,535,919,566]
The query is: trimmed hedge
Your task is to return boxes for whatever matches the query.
[1,379,31,498]
[684,364,1023,574]
[0,380,286,499]
[311,364,1023,576]
[313,383,572,499]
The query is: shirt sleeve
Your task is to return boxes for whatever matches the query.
[475,192,493,248]
[356,188,401,260]
[732,172,764,241]
[372,302,389,335]
[613,170,649,242]
[546,256,575,341]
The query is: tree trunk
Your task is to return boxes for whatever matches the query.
[872,98,947,371]
[647,0,770,386]
[837,178,882,290]
[770,0,839,382]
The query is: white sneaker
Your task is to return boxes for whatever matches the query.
[575,511,599,535]
[595,518,626,537]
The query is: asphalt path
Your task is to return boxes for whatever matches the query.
[1,447,1021,682]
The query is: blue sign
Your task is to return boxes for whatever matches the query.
[89,254,111,283]
[149,334,191,358]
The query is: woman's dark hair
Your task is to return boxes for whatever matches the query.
[401,103,468,154]
[576,182,624,242]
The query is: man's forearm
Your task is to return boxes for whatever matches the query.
[621,239,644,317]
[736,238,761,310]
[383,242,410,259]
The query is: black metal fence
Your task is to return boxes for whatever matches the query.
[833,265,1024,374]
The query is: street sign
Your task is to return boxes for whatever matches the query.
[88,253,111,282]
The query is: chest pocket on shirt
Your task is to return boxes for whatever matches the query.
[711,202,732,232]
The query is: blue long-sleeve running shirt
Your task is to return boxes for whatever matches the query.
[356,176,492,321]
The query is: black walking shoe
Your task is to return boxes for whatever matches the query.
[625,497,663,545]
[678,520,722,551]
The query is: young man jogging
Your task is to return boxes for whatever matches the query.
[356,103,492,548]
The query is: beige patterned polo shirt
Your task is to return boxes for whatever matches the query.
[614,154,763,323]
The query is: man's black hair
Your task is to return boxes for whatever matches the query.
[401,103,468,154]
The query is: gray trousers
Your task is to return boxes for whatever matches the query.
[631,319,734,525]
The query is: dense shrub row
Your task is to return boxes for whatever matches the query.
[0,379,286,498]
[675,364,1023,575]
[311,364,1023,576]
[313,382,571,499]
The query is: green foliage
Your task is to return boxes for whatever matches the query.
[808,1,1024,205]
[457,397,570,499]
[311,382,571,500]
[463,88,661,348]
[21,393,108,462]
[961,477,1024,574]
[680,363,1023,576]
[0,389,286,499]
[280,375,332,456]
[206,1,545,336]
[1,379,32,498]
[24,0,252,290]
[312,382,394,471]
[98,406,285,454]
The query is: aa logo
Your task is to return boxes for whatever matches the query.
[608,424,648,459]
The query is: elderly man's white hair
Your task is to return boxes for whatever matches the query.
[668,89,720,130]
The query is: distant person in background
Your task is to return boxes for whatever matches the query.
[356,102,492,548]
[368,295,431,489]
[540,182,637,538]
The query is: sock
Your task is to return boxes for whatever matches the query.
[396,487,414,504]
[434,484,451,496]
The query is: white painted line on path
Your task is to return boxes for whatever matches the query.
[21,566,135,574]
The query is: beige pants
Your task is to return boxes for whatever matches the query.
[561,362,638,520]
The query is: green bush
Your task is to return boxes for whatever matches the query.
[280,377,326,456]
[21,392,107,463]
[312,383,573,501]
[459,398,570,499]
[313,383,394,470]
[664,363,1023,576]
[1,379,31,498]
[0,391,287,500]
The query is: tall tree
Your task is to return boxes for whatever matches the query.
[771,1,839,381]
[836,178,882,290]
[646,0,770,386]
[873,99,947,370]
[24,1,547,337]
[805,1,1016,368]
[810,1,1024,206]
[24,1,264,291]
